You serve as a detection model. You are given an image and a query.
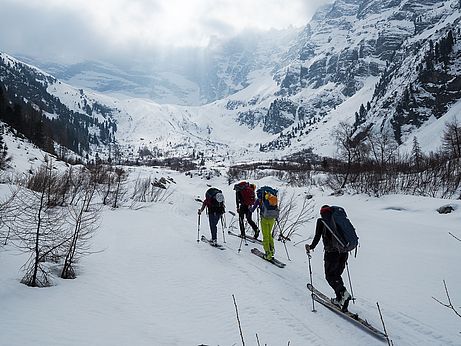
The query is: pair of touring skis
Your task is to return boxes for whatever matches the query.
[250,248,286,268]
[227,230,262,244]
[227,231,285,268]
[307,283,388,340]
[201,234,286,268]
[200,235,225,250]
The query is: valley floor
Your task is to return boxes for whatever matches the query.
[0,169,460,345]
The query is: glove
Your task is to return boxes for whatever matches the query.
[198,209,202,215]
[305,244,313,253]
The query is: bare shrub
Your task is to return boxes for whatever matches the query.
[112,167,128,208]
[276,191,315,242]
[5,185,68,287]
[1,161,101,286]
[61,190,101,279]
[130,175,174,209]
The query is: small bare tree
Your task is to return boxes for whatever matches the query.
[61,189,101,279]
[433,233,461,322]
[2,161,101,286]
[332,122,368,188]
[6,185,67,287]
[366,128,399,170]
[112,167,128,208]
[0,189,17,246]
[442,118,461,159]
[68,166,90,205]
[276,191,315,242]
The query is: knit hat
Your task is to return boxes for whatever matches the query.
[320,205,331,215]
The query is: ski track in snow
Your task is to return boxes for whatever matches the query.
[1,172,461,345]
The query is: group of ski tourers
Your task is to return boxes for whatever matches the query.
[198,181,279,260]
[198,182,357,313]
[197,185,390,339]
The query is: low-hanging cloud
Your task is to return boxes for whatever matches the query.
[0,0,332,64]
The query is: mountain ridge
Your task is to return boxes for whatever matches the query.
[1,0,460,162]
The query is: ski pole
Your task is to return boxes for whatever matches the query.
[377,302,392,345]
[238,235,244,253]
[346,261,355,303]
[306,245,316,312]
[276,219,291,261]
[221,215,226,243]
[282,238,290,261]
[197,213,201,243]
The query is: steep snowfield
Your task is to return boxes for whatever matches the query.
[0,164,460,345]
[400,96,461,154]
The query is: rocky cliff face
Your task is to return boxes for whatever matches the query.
[243,0,461,151]
[361,22,461,143]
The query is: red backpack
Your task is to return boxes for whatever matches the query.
[234,181,255,206]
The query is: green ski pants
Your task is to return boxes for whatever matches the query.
[260,217,275,260]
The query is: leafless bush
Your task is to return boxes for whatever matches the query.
[87,163,128,208]
[26,160,65,207]
[433,280,461,319]
[61,189,101,279]
[68,166,90,205]
[276,191,315,242]
[5,186,68,287]
[329,121,461,198]
[111,167,128,208]
[0,188,17,247]
[227,162,314,187]
[0,161,101,286]
[130,175,174,209]
[432,234,461,323]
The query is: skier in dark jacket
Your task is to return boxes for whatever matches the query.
[306,205,351,311]
[198,189,225,246]
[235,183,259,239]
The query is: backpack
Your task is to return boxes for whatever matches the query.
[205,188,225,214]
[257,186,279,219]
[321,206,358,252]
[234,181,255,207]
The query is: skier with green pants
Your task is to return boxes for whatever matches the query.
[251,186,279,260]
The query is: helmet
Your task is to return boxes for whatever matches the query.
[215,192,224,203]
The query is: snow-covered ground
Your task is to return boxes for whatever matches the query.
[0,164,460,345]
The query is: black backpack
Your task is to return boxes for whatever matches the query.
[321,206,358,252]
[205,188,225,214]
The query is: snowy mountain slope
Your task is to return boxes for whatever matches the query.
[229,0,461,156]
[2,0,461,162]
[0,165,460,345]
[400,98,461,153]
[0,51,269,162]
[2,51,287,162]
[355,0,461,146]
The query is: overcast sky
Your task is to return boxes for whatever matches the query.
[0,0,331,63]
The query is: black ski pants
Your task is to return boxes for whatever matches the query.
[238,205,258,236]
[324,251,348,299]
